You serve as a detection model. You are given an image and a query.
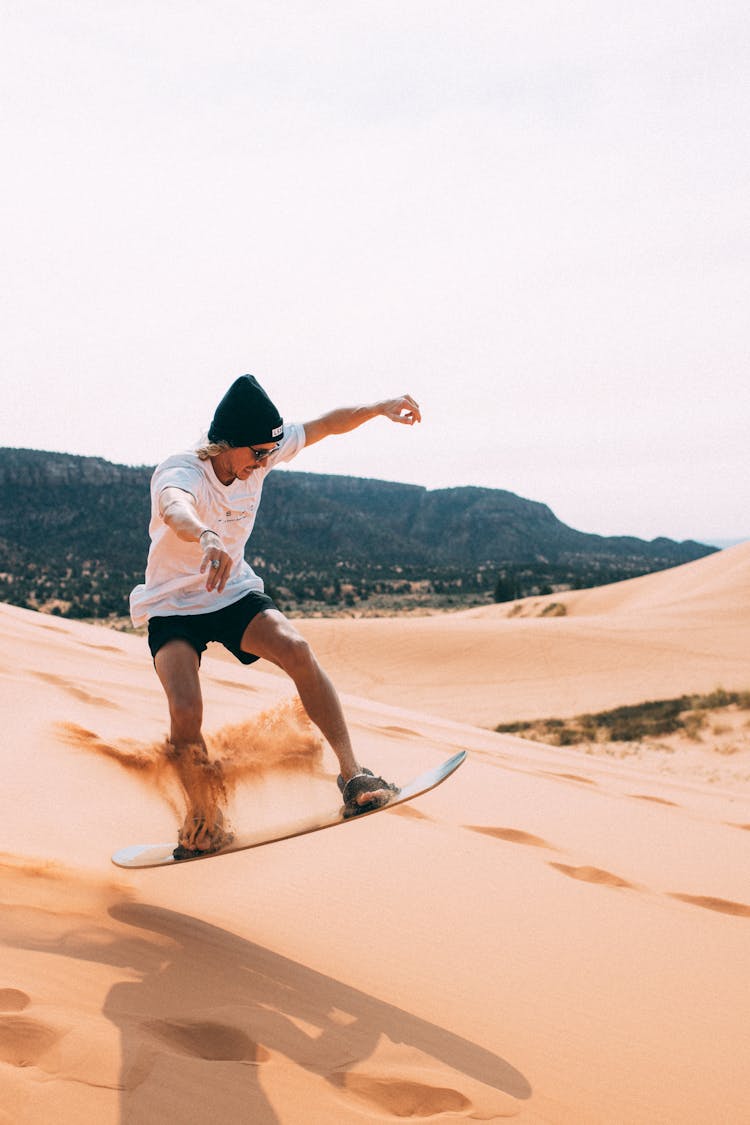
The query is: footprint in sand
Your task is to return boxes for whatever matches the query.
[339,1073,471,1117]
[466,826,553,849]
[668,894,750,918]
[0,989,30,1012]
[629,794,679,807]
[549,863,635,889]
[207,677,260,693]
[390,804,433,822]
[0,1016,64,1067]
[378,725,423,739]
[38,622,74,635]
[33,670,119,709]
[146,1019,270,1062]
[547,772,597,786]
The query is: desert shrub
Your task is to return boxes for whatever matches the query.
[682,710,707,740]
[596,699,689,740]
[700,689,734,709]
[496,689,750,745]
[541,602,567,617]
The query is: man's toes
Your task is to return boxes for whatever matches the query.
[356,787,391,807]
[180,816,207,848]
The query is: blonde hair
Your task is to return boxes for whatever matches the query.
[196,439,231,461]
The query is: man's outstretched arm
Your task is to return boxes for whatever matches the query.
[302,394,421,448]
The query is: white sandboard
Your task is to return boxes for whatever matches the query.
[112,750,467,869]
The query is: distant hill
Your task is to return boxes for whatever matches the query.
[0,447,715,619]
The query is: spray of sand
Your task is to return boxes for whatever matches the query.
[57,698,325,842]
[206,696,324,792]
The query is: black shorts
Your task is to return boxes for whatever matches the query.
[147,590,278,666]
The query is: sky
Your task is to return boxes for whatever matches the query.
[2,1,748,545]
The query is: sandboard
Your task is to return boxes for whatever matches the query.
[112,750,467,869]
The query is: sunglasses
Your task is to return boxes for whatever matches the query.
[249,443,280,462]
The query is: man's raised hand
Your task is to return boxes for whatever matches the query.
[381,395,422,425]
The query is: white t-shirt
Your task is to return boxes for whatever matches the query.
[129,423,305,626]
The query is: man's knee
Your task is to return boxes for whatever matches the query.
[271,628,315,675]
[242,610,318,676]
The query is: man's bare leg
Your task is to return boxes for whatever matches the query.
[241,609,394,808]
[154,640,228,850]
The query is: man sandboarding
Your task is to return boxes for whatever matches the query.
[130,375,421,858]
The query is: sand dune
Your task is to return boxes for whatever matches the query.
[288,541,750,725]
[1,543,749,1122]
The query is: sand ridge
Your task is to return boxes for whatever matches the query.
[282,540,750,727]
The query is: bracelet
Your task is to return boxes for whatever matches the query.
[199,528,219,542]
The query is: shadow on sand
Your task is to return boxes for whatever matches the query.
[106,901,531,1121]
[4,885,531,1120]
[0,847,531,1122]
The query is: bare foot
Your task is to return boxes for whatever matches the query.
[167,742,230,852]
[354,787,394,809]
[341,775,399,818]
[178,807,232,853]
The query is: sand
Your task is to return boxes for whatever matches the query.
[1,541,749,1123]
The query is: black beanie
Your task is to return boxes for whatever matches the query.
[208,375,284,448]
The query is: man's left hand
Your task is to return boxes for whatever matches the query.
[380,395,421,425]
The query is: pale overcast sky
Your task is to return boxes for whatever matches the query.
[2,1,748,543]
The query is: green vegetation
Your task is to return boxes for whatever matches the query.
[496,690,750,746]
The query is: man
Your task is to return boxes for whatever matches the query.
[130,374,421,857]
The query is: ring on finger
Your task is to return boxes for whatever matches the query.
[211,559,220,569]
